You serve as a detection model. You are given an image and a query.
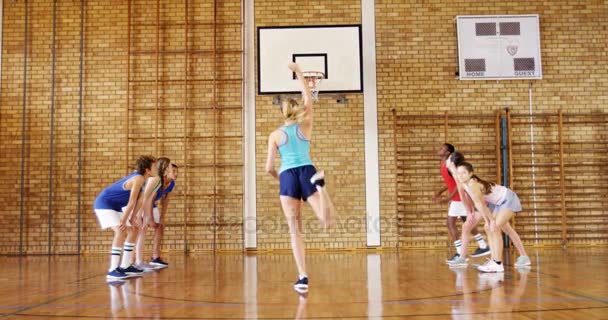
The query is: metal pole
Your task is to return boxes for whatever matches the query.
[19,0,29,256]
[527,82,539,245]
[155,0,160,154]
[48,0,57,255]
[501,109,509,248]
[558,109,567,247]
[77,0,85,253]
[213,0,218,254]
[125,0,131,174]
[183,0,189,253]
[392,108,399,249]
[495,110,501,183]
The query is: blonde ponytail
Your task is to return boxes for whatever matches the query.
[281,98,306,123]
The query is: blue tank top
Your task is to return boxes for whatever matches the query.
[153,180,175,208]
[278,124,313,173]
[94,172,143,211]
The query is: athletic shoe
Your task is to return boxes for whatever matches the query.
[150,257,169,268]
[134,263,158,272]
[470,247,491,258]
[477,260,504,273]
[310,171,325,186]
[106,268,129,280]
[294,277,308,293]
[446,254,469,264]
[448,256,469,268]
[118,265,144,276]
[446,253,460,264]
[514,255,531,266]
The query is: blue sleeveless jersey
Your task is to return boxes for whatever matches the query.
[153,180,175,208]
[94,172,142,211]
[278,124,313,173]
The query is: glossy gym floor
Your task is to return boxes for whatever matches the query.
[1,248,607,319]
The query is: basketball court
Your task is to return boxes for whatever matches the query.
[1,249,608,318]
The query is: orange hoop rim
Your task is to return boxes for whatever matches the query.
[302,71,325,78]
[302,71,325,90]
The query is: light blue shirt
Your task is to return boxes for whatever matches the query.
[278,124,313,173]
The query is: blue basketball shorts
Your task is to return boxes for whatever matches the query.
[279,165,318,201]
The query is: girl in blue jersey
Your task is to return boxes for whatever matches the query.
[265,62,336,293]
[94,155,158,280]
[135,158,176,269]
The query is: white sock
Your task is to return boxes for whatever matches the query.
[299,274,308,280]
[110,247,122,271]
[474,234,488,249]
[120,243,135,268]
[454,240,462,256]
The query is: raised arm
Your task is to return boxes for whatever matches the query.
[288,62,312,111]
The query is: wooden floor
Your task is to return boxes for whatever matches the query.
[1,248,607,319]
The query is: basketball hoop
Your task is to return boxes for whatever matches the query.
[302,71,325,101]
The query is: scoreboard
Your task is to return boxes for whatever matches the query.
[456,15,542,80]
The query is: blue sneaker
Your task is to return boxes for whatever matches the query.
[294,277,308,292]
[106,268,128,280]
[150,257,169,268]
[118,265,144,276]
[470,247,491,258]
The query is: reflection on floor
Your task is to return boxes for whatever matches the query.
[1,248,607,319]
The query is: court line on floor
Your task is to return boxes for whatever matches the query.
[10,305,608,319]
[0,273,110,319]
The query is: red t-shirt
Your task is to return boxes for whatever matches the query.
[440,162,461,202]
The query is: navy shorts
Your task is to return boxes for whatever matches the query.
[279,165,318,201]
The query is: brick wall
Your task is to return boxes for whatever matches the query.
[1,0,606,253]
[254,0,368,250]
[376,0,608,247]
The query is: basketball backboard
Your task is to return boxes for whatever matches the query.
[257,25,363,95]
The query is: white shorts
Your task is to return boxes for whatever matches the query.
[488,189,522,214]
[153,207,161,224]
[447,201,468,217]
[95,208,132,230]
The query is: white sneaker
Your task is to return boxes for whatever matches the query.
[514,255,531,266]
[448,255,469,268]
[478,258,492,268]
[477,259,504,273]
[310,171,325,185]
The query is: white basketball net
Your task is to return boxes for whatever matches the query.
[302,71,324,101]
